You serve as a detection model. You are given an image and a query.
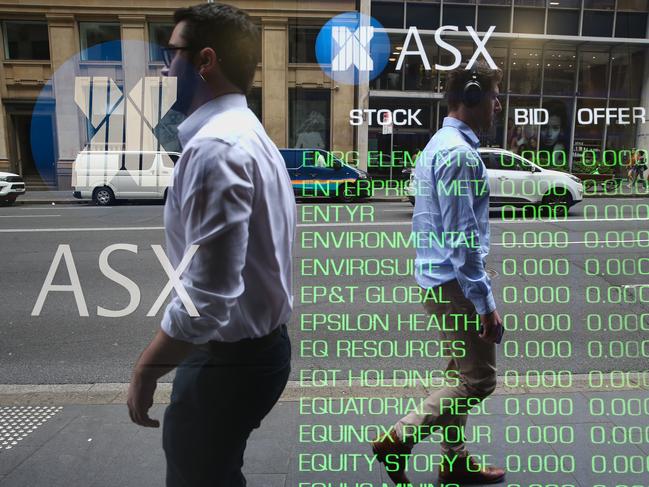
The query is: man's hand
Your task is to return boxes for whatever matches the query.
[126,329,195,427]
[127,372,160,428]
[479,309,503,344]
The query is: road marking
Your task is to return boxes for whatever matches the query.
[0,215,60,218]
[2,214,648,232]
[0,226,164,233]
[19,206,111,210]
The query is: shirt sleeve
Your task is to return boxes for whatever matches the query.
[434,147,496,315]
[161,140,255,344]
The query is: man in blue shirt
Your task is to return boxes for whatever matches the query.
[372,61,505,485]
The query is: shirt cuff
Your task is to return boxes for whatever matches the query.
[470,290,496,315]
[160,305,210,345]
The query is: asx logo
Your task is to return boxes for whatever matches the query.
[331,24,375,72]
[317,11,498,85]
[316,12,391,85]
[72,76,178,188]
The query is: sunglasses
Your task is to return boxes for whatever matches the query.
[161,46,192,68]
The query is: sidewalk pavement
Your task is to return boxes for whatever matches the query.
[1,378,648,486]
[12,183,649,205]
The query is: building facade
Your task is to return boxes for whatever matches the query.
[367,0,649,173]
[2,0,648,188]
[0,0,356,189]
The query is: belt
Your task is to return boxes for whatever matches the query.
[204,324,286,355]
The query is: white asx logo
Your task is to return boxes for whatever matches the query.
[72,76,177,188]
[331,25,374,72]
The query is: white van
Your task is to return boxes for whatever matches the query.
[72,150,179,205]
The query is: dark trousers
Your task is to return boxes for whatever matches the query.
[163,325,291,487]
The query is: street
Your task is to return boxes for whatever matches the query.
[1,197,648,384]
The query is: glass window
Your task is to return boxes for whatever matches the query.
[481,99,505,147]
[79,22,122,61]
[543,50,576,96]
[406,1,441,29]
[369,99,433,129]
[582,11,614,36]
[289,89,330,150]
[540,99,571,169]
[573,98,605,172]
[371,34,405,91]
[481,152,500,169]
[247,88,262,121]
[443,5,476,28]
[610,49,644,98]
[507,97,540,155]
[513,7,545,33]
[584,0,615,8]
[479,0,511,5]
[617,0,649,10]
[438,41,474,91]
[606,99,639,156]
[615,12,648,38]
[148,23,173,62]
[289,25,320,64]
[547,9,579,35]
[579,51,609,97]
[547,0,581,7]
[515,0,545,6]
[488,45,509,88]
[478,6,511,32]
[3,21,50,60]
[510,48,542,94]
[404,37,437,91]
[371,64,404,90]
[372,1,405,28]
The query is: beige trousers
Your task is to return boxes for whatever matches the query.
[394,279,497,455]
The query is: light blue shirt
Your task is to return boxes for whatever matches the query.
[412,116,495,315]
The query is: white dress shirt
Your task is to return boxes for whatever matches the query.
[160,94,296,344]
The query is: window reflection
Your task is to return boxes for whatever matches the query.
[406,1,440,29]
[579,51,609,97]
[4,21,50,60]
[513,7,545,33]
[510,48,541,94]
[582,11,614,37]
[543,49,575,96]
[609,49,644,98]
[372,1,405,28]
[289,24,320,64]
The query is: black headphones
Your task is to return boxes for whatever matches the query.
[462,68,483,108]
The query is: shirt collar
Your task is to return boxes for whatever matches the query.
[177,93,248,148]
[442,116,480,149]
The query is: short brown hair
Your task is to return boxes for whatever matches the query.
[445,61,503,111]
[174,3,260,95]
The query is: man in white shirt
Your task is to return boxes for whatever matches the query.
[126,4,295,486]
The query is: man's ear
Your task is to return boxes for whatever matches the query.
[197,47,218,78]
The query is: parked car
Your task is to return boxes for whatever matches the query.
[406,148,584,212]
[279,148,370,201]
[72,150,179,206]
[0,171,25,205]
